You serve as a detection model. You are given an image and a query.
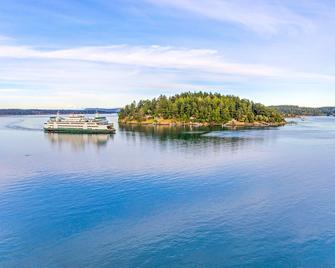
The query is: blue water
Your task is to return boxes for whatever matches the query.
[1,115,335,267]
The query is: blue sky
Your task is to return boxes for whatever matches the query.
[1,0,335,108]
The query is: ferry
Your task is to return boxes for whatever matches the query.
[44,112,116,134]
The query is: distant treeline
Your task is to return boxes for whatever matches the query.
[0,108,120,115]
[119,92,284,123]
[270,105,335,117]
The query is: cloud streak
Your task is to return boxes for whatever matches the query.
[1,43,334,80]
[0,42,333,79]
[1,39,335,108]
[147,0,315,34]
[1,1,335,108]
[0,44,283,77]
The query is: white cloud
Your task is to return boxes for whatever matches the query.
[0,44,283,77]
[1,41,335,108]
[146,0,315,34]
[0,56,235,108]
[0,35,14,43]
[0,43,334,80]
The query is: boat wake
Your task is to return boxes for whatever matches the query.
[6,119,43,131]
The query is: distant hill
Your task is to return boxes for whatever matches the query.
[0,108,120,115]
[84,108,120,113]
[270,105,335,117]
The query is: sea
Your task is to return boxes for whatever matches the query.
[1,115,335,267]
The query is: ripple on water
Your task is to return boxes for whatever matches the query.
[1,116,335,267]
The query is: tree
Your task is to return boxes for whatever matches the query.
[118,91,285,124]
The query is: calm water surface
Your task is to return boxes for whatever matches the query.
[1,115,335,267]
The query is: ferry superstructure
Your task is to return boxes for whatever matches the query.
[44,113,116,134]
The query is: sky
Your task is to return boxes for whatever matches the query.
[1,0,335,108]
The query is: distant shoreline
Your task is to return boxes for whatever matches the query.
[270,105,335,117]
[0,108,120,116]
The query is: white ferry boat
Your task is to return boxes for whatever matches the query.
[44,112,116,134]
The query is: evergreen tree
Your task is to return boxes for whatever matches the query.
[119,92,285,124]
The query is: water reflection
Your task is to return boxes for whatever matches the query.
[4,116,335,267]
[118,123,276,153]
[119,123,215,140]
[45,133,113,150]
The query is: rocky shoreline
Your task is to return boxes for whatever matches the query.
[118,118,286,128]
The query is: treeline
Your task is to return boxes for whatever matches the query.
[119,92,284,123]
[270,105,335,117]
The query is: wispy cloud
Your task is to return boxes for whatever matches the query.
[0,43,312,79]
[147,0,315,34]
[1,39,335,108]
[1,43,334,80]
[1,1,335,108]
[0,35,13,42]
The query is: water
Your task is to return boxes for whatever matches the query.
[1,115,335,267]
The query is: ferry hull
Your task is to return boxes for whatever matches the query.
[44,128,116,134]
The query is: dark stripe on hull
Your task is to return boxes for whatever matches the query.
[44,128,115,134]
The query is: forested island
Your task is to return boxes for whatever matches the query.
[270,105,335,117]
[118,92,285,127]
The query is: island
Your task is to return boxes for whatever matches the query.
[118,92,286,127]
[270,105,335,117]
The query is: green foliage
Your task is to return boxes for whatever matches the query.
[119,92,285,123]
[270,105,335,116]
